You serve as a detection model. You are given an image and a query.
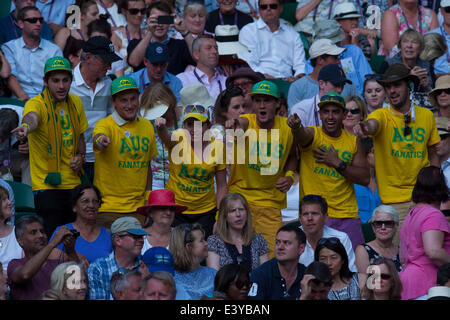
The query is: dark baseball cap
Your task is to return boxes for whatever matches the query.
[145,42,169,64]
[318,64,352,85]
[82,36,121,63]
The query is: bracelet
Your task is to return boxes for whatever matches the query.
[285,170,295,182]
[95,135,104,145]
[22,123,30,129]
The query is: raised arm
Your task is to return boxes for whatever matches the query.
[380,10,399,55]
[286,113,315,148]
[295,0,321,22]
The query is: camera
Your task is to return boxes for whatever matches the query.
[70,229,80,237]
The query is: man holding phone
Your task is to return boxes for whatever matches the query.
[127,1,195,75]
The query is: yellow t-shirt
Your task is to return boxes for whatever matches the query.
[367,105,440,203]
[24,93,88,191]
[93,116,157,213]
[228,114,294,209]
[166,129,226,214]
[299,127,359,219]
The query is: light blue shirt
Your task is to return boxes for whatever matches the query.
[426,27,450,75]
[2,37,62,98]
[443,157,450,189]
[36,0,75,26]
[130,68,182,102]
[304,44,373,94]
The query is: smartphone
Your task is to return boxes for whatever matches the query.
[157,15,174,25]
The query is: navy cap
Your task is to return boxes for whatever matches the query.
[82,36,121,63]
[145,42,169,64]
[318,64,352,85]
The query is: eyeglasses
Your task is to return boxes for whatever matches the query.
[22,17,44,24]
[364,74,383,81]
[259,3,279,10]
[346,108,361,115]
[232,280,253,290]
[404,114,411,136]
[117,233,144,240]
[445,6,450,13]
[318,237,340,246]
[184,104,207,114]
[372,220,396,228]
[79,198,101,206]
[435,88,450,95]
[128,8,146,15]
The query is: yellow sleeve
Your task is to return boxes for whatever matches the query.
[23,96,45,125]
[93,118,111,141]
[367,109,385,137]
[71,94,89,133]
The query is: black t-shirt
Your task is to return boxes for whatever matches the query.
[205,9,254,34]
[127,38,196,75]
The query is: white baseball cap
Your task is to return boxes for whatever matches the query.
[441,0,450,7]
[309,39,346,59]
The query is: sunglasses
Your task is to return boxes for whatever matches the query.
[117,233,144,240]
[259,3,279,10]
[346,108,361,115]
[404,114,411,136]
[184,104,207,114]
[444,6,450,13]
[233,280,253,290]
[380,273,392,280]
[318,237,340,246]
[364,74,383,81]
[128,8,146,15]
[435,88,450,95]
[372,220,396,228]
[22,17,44,24]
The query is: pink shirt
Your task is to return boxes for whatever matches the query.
[176,67,226,100]
[399,205,450,300]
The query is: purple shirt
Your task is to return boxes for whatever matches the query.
[7,258,61,300]
[176,67,226,100]
[399,205,450,300]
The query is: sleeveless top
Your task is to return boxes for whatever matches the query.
[363,243,403,272]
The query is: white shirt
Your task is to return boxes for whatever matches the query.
[238,18,305,78]
[96,2,127,28]
[70,63,113,162]
[289,94,322,127]
[299,225,357,272]
[176,67,226,100]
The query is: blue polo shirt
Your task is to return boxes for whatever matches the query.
[249,258,306,300]
[129,67,182,102]
[0,12,53,45]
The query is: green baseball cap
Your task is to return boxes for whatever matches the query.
[111,76,139,96]
[44,56,72,75]
[317,91,346,110]
[248,80,280,99]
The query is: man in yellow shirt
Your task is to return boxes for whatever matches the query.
[287,92,369,250]
[354,64,440,244]
[227,80,297,257]
[11,56,88,237]
[93,76,157,229]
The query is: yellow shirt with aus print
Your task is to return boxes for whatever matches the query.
[166,129,227,214]
[367,105,440,203]
[93,114,157,213]
[228,114,294,209]
[299,126,359,219]
[24,93,88,191]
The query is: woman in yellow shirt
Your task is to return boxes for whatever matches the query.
[154,103,228,238]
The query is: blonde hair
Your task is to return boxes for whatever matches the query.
[50,262,86,300]
[216,193,254,246]
[140,82,179,127]
[398,29,424,52]
[420,33,448,61]
[345,95,368,120]
[169,223,205,272]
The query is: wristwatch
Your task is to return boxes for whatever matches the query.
[337,161,347,173]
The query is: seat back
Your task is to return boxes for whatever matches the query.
[6,180,35,212]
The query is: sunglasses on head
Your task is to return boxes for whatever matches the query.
[364,73,383,81]
[259,3,279,10]
[435,88,450,95]
[311,278,333,288]
[233,279,253,290]
[372,220,396,228]
[318,237,340,246]
[346,108,361,115]
[128,8,146,15]
[184,104,207,114]
[23,17,44,24]
[444,6,450,13]
[404,114,412,136]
